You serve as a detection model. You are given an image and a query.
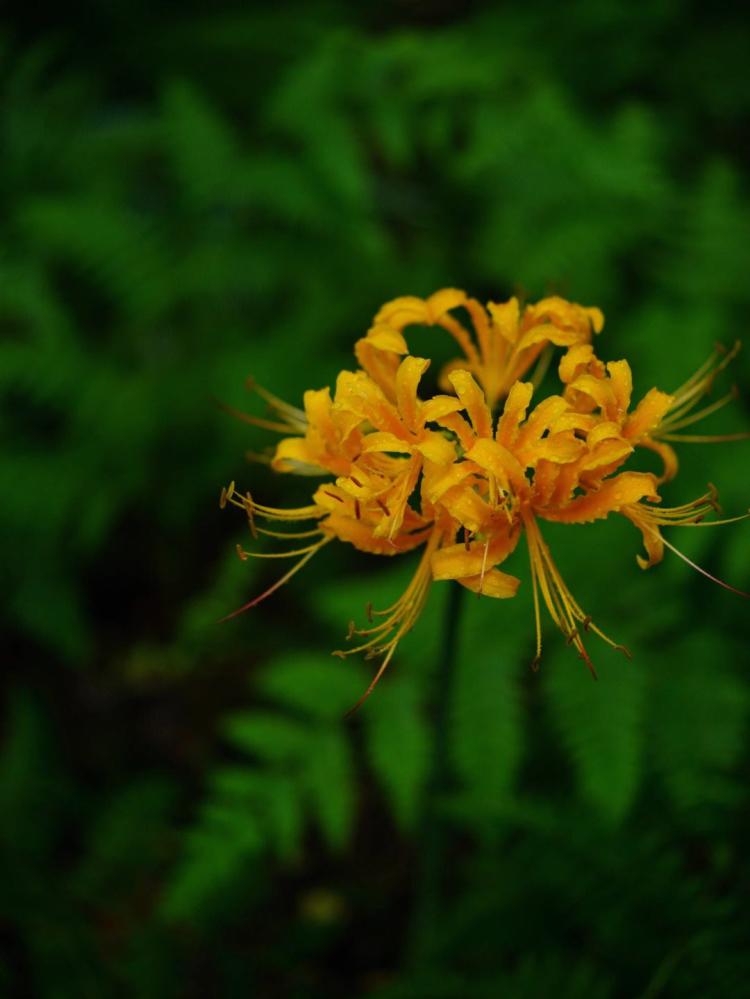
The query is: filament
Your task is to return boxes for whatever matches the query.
[219,536,332,623]
[658,533,750,600]
[659,432,750,444]
[658,389,737,433]
[339,530,443,713]
[524,513,629,674]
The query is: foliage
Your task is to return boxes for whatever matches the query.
[2,1,750,996]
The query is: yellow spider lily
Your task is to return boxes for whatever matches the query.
[222,290,748,707]
[355,288,603,408]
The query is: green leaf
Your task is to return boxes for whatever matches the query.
[17,195,172,320]
[312,560,445,684]
[222,711,310,763]
[545,656,646,823]
[209,767,304,861]
[162,79,240,209]
[256,653,367,720]
[0,687,65,862]
[159,832,260,924]
[72,777,177,900]
[363,676,430,831]
[649,632,749,811]
[302,725,355,850]
[448,591,525,813]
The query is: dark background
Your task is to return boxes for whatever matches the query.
[2,2,750,996]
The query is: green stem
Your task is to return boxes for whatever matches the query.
[408,580,465,972]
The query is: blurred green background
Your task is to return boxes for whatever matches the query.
[2,2,750,996]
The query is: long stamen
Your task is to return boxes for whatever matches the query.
[245,376,308,428]
[657,533,750,599]
[337,530,443,712]
[244,449,273,465]
[243,492,258,538]
[664,341,742,423]
[524,514,629,674]
[214,398,302,435]
[531,345,554,390]
[235,538,325,560]
[629,491,750,595]
[229,495,322,522]
[344,646,399,718]
[674,511,750,528]
[255,526,325,539]
[219,481,236,509]
[659,388,738,433]
[341,542,433,648]
[635,487,744,528]
[524,515,582,666]
[527,533,543,671]
[643,496,716,522]
[219,536,332,623]
[539,538,630,660]
[669,351,718,400]
[478,537,490,595]
[659,431,750,444]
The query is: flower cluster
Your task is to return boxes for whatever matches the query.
[222,289,747,708]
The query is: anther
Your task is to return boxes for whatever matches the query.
[615,644,633,660]
[582,615,592,632]
[350,475,363,488]
[707,483,722,514]
[219,487,227,509]
[464,528,471,551]
[376,498,391,516]
[235,544,248,561]
[530,656,541,673]
[346,620,356,640]
[366,601,373,623]
[244,492,258,539]
[354,499,361,520]
[324,490,345,503]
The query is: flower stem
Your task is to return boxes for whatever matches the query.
[407,580,465,972]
